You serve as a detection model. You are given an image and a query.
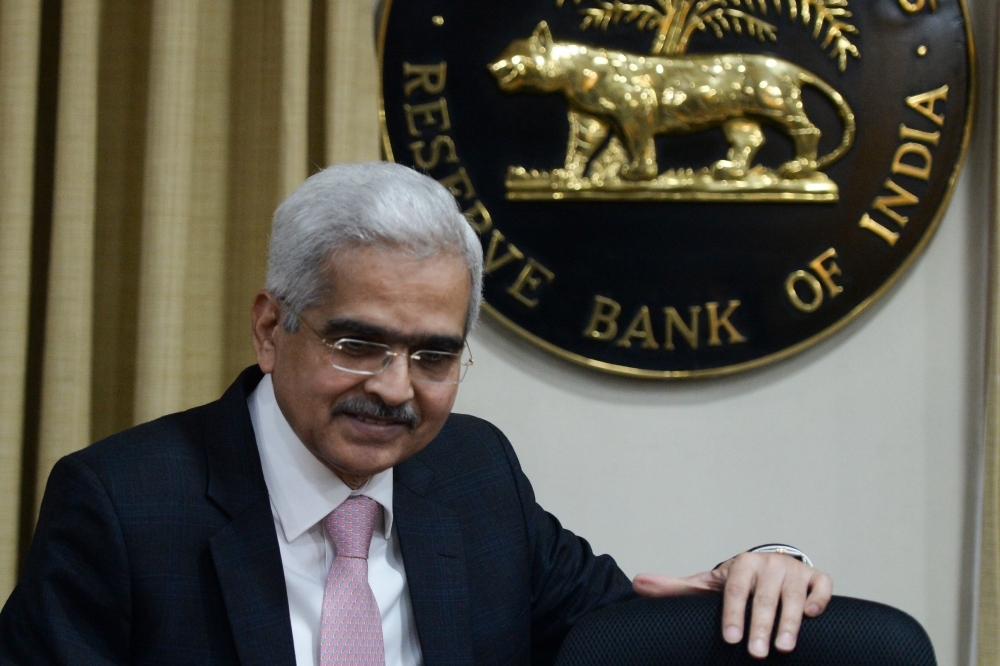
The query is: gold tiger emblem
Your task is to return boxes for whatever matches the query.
[489,21,855,186]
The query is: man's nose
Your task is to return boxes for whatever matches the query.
[363,353,415,405]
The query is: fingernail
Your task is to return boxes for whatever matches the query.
[750,638,768,657]
[775,632,795,650]
[724,626,741,643]
[807,604,821,615]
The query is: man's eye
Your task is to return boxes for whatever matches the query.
[414,350,452,365]
[336,340,378,356]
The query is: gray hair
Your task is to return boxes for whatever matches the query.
[265,162,484,333]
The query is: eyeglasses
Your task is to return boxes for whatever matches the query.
[284,305,474,385]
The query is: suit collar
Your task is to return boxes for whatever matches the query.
[393,425,476,665]
[205,365,268,518]
[393,478,474,665]
[202,366,296,666]
[395,449,436,497]
[209,495,296,666]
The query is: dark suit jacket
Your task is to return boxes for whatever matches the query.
[0,366,635,665]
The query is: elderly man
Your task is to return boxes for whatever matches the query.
[0,163,830,665]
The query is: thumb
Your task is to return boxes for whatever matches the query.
[632,571,722,597]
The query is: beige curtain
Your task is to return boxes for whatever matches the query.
[980,13,1000,665]
[0,0,378,601]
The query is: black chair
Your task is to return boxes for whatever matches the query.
[554,595,936,665]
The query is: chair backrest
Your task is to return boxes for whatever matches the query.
[554,594,936,665]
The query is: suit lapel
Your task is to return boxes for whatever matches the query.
[204,367,296,666]
[209,496,296,666]
[395,456,475,666]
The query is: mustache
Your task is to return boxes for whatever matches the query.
[332,396,420,429]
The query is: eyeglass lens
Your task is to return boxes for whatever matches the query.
[331,339,470,384]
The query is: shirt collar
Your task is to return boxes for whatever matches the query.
[248,373,395,543]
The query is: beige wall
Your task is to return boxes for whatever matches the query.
[453,2,993,664]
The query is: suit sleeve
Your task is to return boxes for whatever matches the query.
[487,423,638,664]
[0,455,131,665]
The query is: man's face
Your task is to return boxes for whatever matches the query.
[252,246,471,487]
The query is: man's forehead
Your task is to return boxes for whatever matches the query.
[316,244,471,311]
[301,245,472,349]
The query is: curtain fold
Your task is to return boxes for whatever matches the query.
[281,0,309,197]
[978,12,1000,664]
[981,384,999,661]
[91,0,149,446]
[327,0,379,164]
[132,0,201,424]
[0,0,42,597]
[0,0,381,577]
[182,0,231,410]
[34,0,101,512]
[221,0,284,384]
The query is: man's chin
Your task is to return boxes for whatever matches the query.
[315,438,409,480]
[311,420,434,479]
[329,466,379,490]
[313,448,396,488]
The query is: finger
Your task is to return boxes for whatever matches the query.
[746,557,785,659]
[804,571,833,616]
[721,554,756,646]
[772,565,812,653]
[632,571,719,597]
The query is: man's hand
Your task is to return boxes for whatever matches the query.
[632,553,833,659]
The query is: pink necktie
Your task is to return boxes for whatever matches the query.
[320,495,386,666]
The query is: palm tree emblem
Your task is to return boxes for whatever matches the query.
[558,0,859,71]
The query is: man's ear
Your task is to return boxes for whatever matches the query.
[252,291,282,373]
[531,20,553,54]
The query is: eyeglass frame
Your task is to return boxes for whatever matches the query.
[280,302,474,385]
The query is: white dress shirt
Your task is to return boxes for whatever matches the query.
[248,374,423,666]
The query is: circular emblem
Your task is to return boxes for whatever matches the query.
[379,0,974,378]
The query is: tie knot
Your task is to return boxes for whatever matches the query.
[323,495,379,559]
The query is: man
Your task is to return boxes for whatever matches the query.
[0,163,831,665]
